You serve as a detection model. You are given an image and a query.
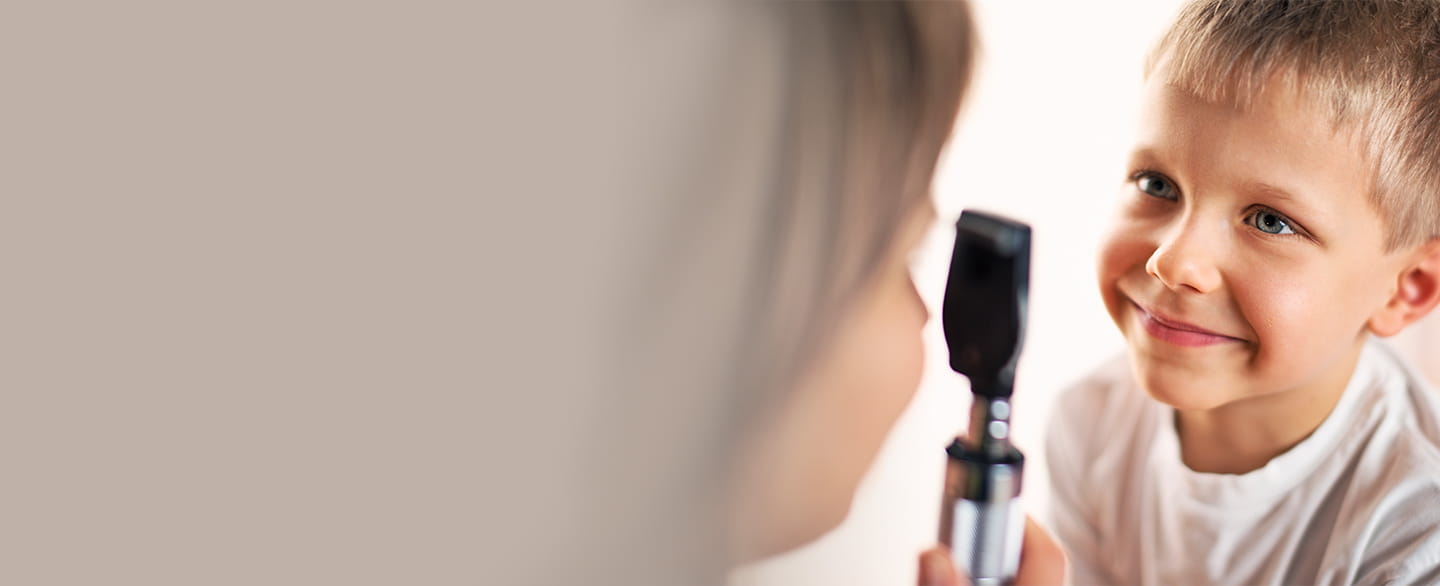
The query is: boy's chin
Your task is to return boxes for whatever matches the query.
[1140,382,1235,413]
[1128,355,1239,412]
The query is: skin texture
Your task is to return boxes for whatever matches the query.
[1098,74,1440,474]
[731,205,934,560]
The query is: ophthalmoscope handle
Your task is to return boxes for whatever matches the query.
[937,210,1031,585]
[938,433,1025,586]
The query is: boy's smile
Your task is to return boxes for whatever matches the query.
[1097,72,1416,470]
[1130,300,1248,347]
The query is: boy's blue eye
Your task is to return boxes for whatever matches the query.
[1136,172,1178,200]
[1246,208,1296,235]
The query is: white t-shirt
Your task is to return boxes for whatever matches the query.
[1045,339,1440,585]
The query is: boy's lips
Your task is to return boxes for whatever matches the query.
[1130,301,1245,347]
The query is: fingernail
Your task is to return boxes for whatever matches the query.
[923,554,952,586]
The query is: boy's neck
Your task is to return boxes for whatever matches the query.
[1173,340,1366,475]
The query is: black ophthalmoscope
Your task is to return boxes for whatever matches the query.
[937,210,1030,586]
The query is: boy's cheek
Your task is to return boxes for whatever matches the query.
[1096,227,1175,337]
[1239,264,1363,342]
[1097,229,1156,282]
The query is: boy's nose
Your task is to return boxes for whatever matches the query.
[1145,222,1222,294]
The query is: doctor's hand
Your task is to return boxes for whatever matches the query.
[917,516,1066,586]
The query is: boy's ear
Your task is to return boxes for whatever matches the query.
[1369,238,1440,337]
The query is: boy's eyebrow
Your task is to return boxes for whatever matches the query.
[1240,180,1324,219]
[1246,181,1300,201]
[1127,147,1162,166]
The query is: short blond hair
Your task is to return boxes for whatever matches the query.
[1148,0,1440,249]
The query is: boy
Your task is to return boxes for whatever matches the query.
[1047,1,1440,584]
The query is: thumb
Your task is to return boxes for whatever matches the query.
[918,547,966,586]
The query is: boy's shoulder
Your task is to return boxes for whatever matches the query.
[1333,342,1440,583]
[1343,426,1440,584]
[1369,340,1440,454]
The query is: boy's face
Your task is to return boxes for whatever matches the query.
[1098,77,1410,411]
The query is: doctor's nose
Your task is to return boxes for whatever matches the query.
[1145,222,1222,295]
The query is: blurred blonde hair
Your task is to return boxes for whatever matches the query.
[1148,0,1440,249]
[584,1,976,582]
[739,1,977,429]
